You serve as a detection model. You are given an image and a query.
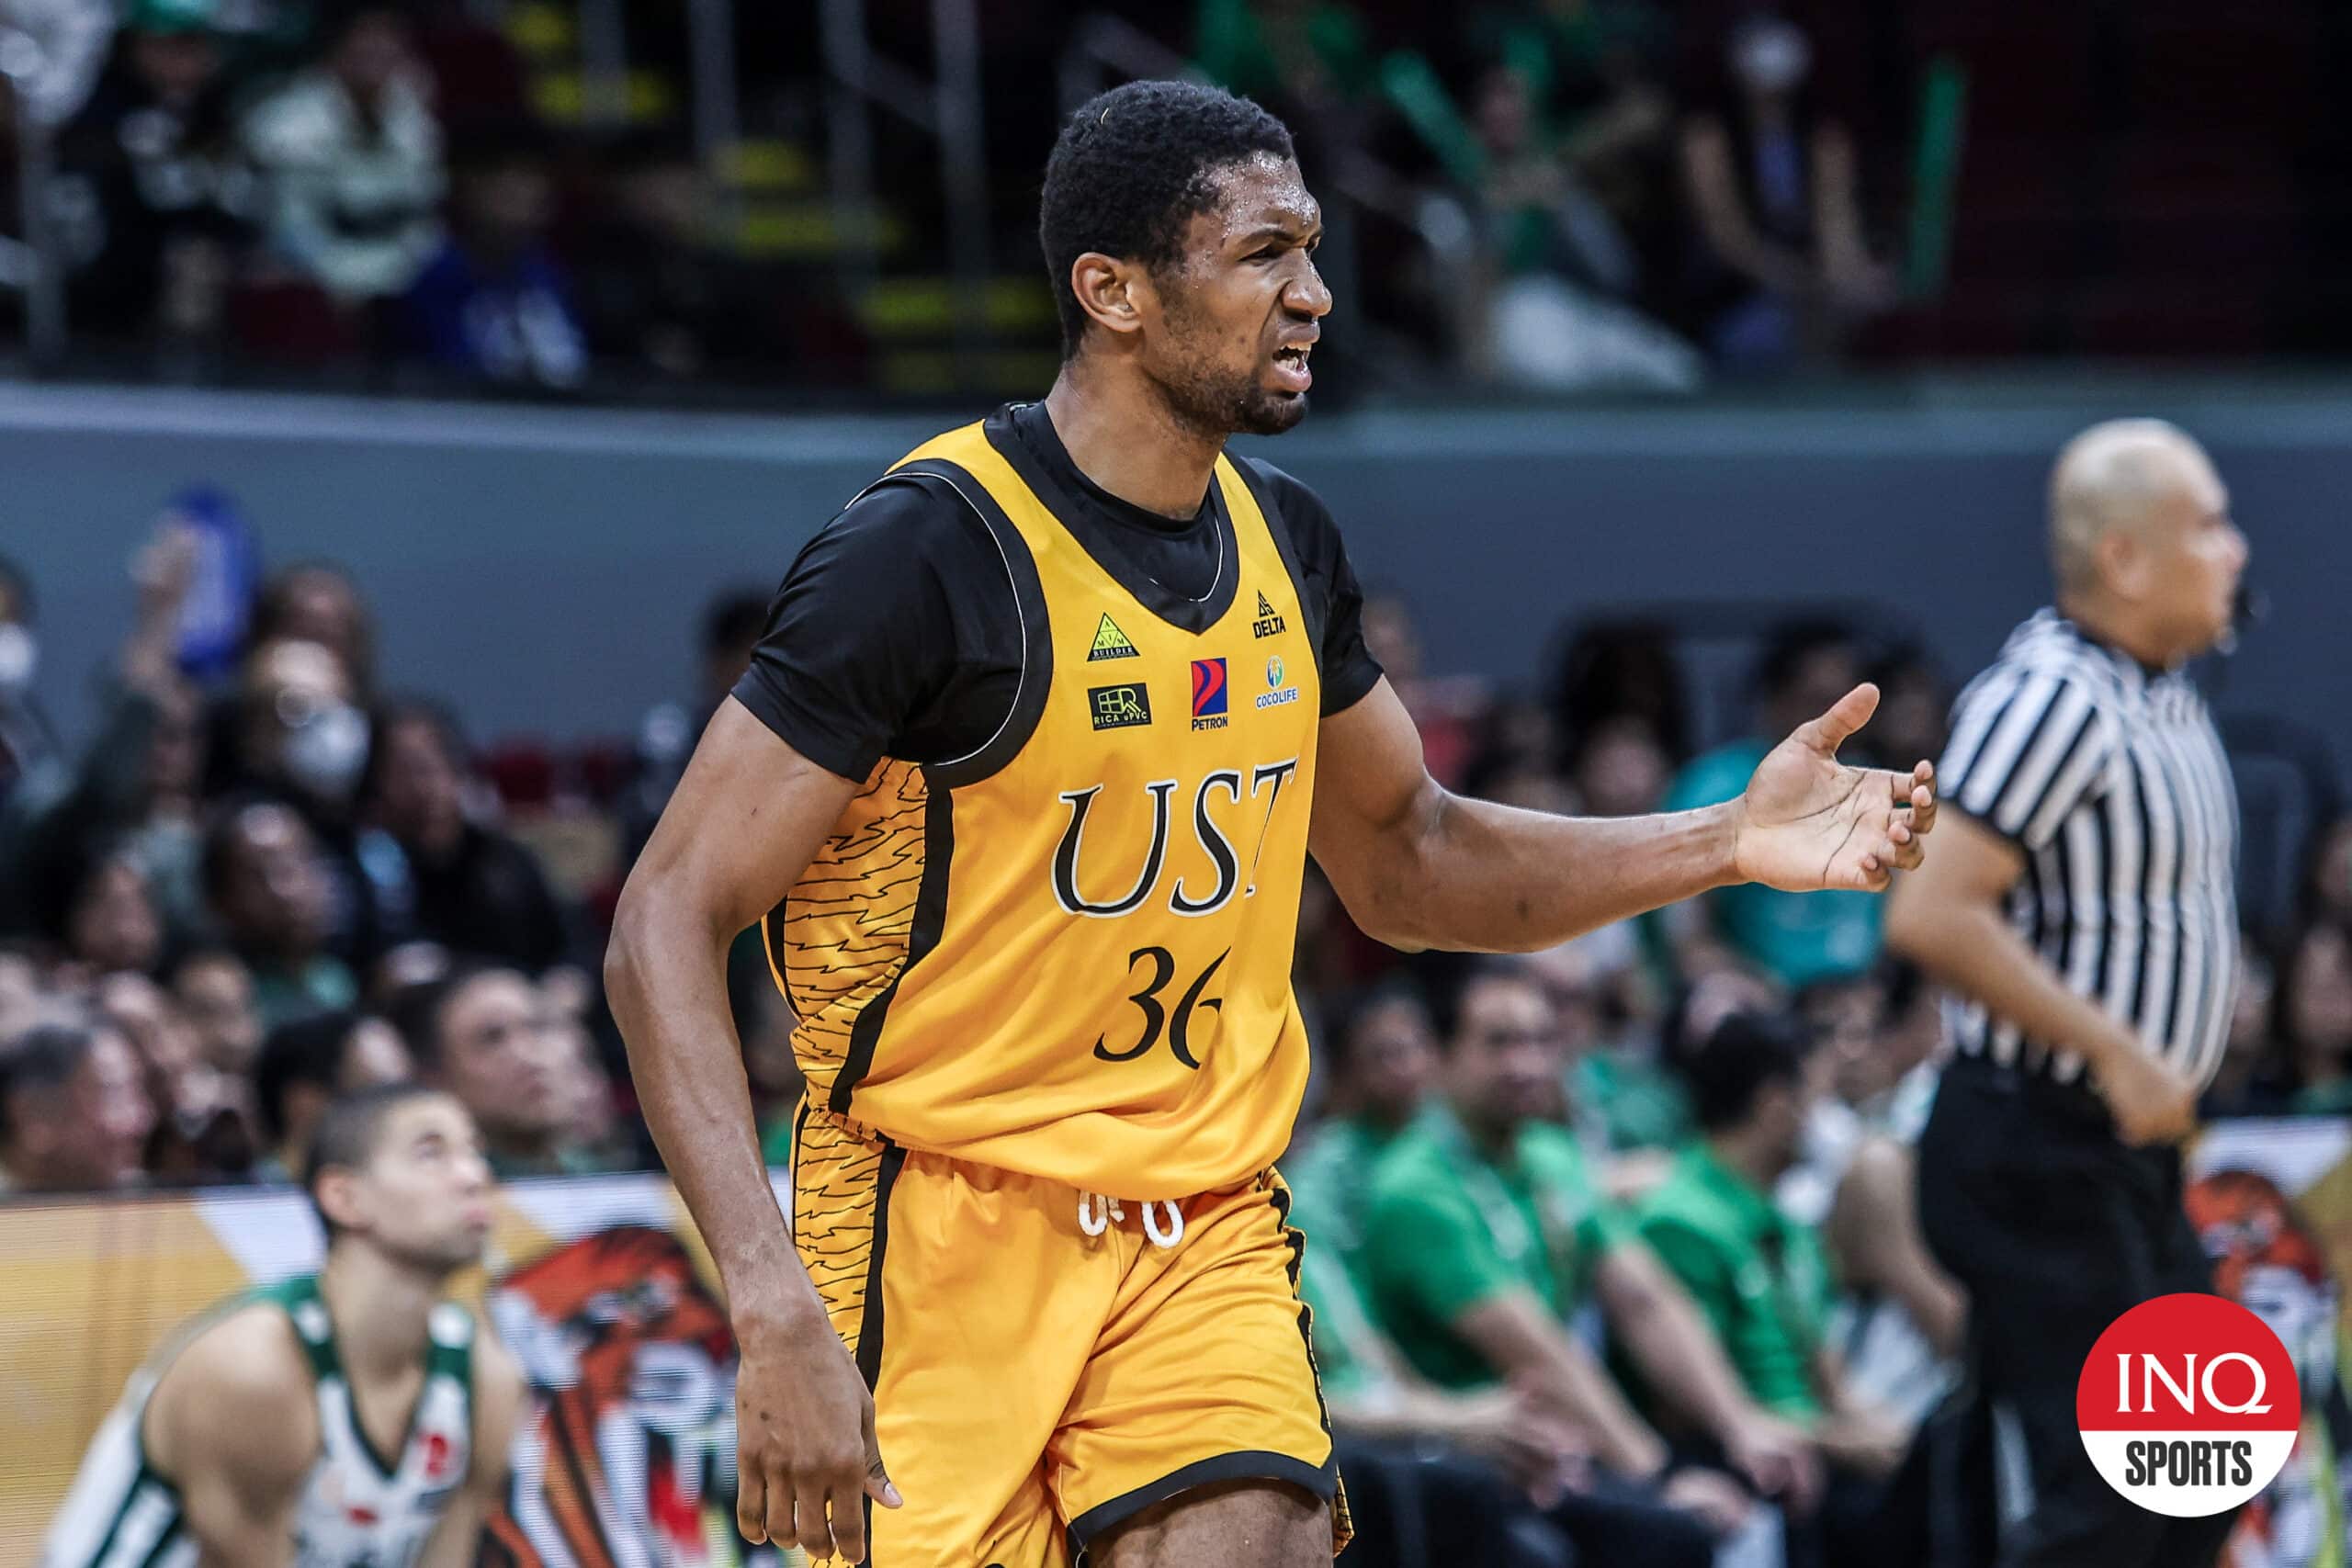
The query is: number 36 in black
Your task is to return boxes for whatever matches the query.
[1093,946,1228,1068]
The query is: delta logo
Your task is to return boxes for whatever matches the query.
[2076,1292,2299,1518]
[1190,658,1229,731]
[1252,590,1287,638]
[1258,654,1300,710]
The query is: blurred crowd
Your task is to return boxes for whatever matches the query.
[5,525,2351,1561]
[0,0,1916,396]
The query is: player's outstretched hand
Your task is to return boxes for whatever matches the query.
[734,1309,902,1563]
[1734,683,1938,894]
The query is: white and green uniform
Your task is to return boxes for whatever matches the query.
[41,1274,477,1568]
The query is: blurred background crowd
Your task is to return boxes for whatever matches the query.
[1,0,2346,400]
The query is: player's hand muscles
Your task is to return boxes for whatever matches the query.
[733,1304,902,1563]
[2090,1044,2199,1146]
[1734,682,1938,893]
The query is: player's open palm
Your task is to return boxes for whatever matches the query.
[1735,683,1938,894]
[734,1315,901,1563]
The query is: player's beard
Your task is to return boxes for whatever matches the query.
[1149,285,1309,439]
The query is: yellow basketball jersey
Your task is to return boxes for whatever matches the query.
[766,415,1323,1200]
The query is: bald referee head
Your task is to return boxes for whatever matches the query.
[2046,419,2249,668]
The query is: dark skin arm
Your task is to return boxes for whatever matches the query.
[1311,678,1934,953]
[605,697,899,1562]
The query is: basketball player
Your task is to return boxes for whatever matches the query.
[607,79,1937,1568]
[41,1085,525,1567]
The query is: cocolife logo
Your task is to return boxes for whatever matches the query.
[2076,1292,2301,1517]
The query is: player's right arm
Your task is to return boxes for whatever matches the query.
[1883,807,2196,1144]
[140,1306,320,1568]
[605,698,896,1562]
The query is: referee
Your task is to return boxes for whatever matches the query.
[1886,419,2249,1567]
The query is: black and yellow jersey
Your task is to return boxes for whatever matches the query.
[733,402,1382,1198]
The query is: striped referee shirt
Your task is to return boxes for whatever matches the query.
[1935,609,2239,1091]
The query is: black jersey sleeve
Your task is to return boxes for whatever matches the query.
[731,477,1018,781]
[1244,458,1385,716]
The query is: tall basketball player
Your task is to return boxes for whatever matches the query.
[608,78,1937,1568]
[42,1085,525,1568]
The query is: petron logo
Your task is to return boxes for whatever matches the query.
[1252,589,1287,638]
[1088,613,1139,661]
[1190,658,1229,730]
[2076,1292,2300,1517]
[1089,682,1152,731]
[1258,653,1300,710]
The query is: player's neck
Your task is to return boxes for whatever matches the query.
[1043,365,1223,521]
[319,1243,446,1385]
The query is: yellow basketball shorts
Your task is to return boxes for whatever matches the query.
[790,1104,1351,1566]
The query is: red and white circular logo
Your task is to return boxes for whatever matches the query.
[2076,1292,2301,1517]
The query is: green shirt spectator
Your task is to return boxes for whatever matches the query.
[1194,0,1377,106]
[1634,1142,1833,1418]
[1363,1106,1630,1389]
[1570,1044,1690,1152]
[1285,978,1445,1291]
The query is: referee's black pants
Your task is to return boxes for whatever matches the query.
[1916,1057,2240,1568]
[1918,1053,2229,1568]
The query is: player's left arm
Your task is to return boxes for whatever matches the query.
[1310,678,1936,953]
[420,1332,528,1568]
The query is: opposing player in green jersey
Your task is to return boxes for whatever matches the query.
[42,1085,525,1568]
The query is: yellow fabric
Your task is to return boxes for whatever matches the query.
[790,1105,1348,1563]
[772,419,1323,1200]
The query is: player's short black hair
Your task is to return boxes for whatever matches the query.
[303,1081,449,1238]
[1039,79,1295,358]
[1680,1010,1819,1132]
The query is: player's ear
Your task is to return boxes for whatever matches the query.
[1069,253,1149,342]
[314,1166,366,1233]
[2096,526,2151,602]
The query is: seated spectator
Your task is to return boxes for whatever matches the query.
[1857,643,1949,777]
[1527,936,1687,1165]
[1551,618,1691,770]
[390,962,611,1176]
[210,637,386,964]
[1566,715,1671,819]
[53,0,253,344]
[2281,919,2352,1113]
[0,1017,155,1193]
[168,944,263,1076]
[1632,1010,1913,1564]
[2203,933,2290,1118]
[571,138,775,384]
[40,840,167,979]
[362,697,569,972]
[401,128,586,388]
[199,799,359,1027]
[251,1006,413,1179]
[1674,12,1893,370]
[1363,958,1818,1563]
[1288,979,1442,1280]
[1656,619,1880,987]
[96,969,253,1180]
[241,2,444,304]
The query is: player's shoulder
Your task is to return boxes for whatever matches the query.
[1963,614,2130,710]
[822,468,1001,558]
[146,1301,320,1479]
[1231,455,1344,547]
